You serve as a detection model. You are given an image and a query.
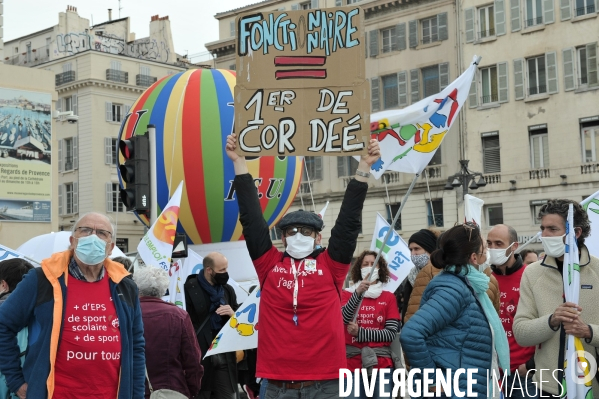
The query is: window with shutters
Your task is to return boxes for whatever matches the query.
[529,127,549,169]
[300,1,312,9]
[478,5,496,37]
[337,156,359,177]
[303,156,323,181]
[347,0,362,3]
[64,138,74,171]
[485,204,504,226]
[482,133,501,173]
[111,103,123,122]
[382,74,399,109]
[581,125,599,162]
[421,17,439,44]
[385,203,402,230]
[525,0,544,26]
[422,65,440,97]
[381,27,397,53]
[527,56,547,95]
[65,183,74,214]
[426,199,444,227]
[480,66,499,103]
[109,183,125,212]
[575,0,595,15]
[112,138,119,165]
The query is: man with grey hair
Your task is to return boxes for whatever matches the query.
[514,199,599,397]
[135,266,203,398]
[0,212,145,399]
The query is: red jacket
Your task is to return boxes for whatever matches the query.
[140,297,203,398]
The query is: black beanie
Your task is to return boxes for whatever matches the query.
[409,229,438,254]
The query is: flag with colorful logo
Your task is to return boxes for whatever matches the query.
[369,213,414,293]
[137,181,184,271]
[562,204,594,399]
[581,190,599,258]
[165,249,204,308]
[365,56,479,179]
[204,286,261,358]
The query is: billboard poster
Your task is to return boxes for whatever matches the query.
[0,87,52,222]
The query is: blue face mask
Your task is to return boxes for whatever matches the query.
[75,235,108,265]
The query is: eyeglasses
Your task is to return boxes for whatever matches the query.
[284,225,315,237]
[75,226,112,241]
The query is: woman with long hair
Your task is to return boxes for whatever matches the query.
[341,250,401,398]
[401,223,510,398]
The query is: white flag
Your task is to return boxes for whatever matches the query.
[204,286,261,358]
[369,213,415,293]
[464,194,484,227]
[581,190,599,258]
[362,56,479,179]
[137,181,184,271]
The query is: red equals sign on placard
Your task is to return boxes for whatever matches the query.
[274,56,327,80]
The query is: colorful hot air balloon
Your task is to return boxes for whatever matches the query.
[118,69,302,244]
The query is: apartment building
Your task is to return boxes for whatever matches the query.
[207,0,599,254]
[3,6,187,251]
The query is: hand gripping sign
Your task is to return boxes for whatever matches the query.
[235,7,370,157]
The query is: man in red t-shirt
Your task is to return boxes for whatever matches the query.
[487,224,536,398]
[225,133,380,399]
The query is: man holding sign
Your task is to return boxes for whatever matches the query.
[226,133,379,398]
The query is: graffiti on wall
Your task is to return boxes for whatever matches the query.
[55,33,91,55]
[128,38,171,62]
[94,33,126,54]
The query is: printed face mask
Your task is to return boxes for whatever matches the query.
[410,254,430,269]
[361,266,379,281]
[75,235,108,265]
[286,234,315,259]
[488,243,516,266]
[541,234,566,258]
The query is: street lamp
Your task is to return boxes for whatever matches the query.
[444,160,487,196]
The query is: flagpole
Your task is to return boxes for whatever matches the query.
[515,232,541,254]
[352,173,420,322]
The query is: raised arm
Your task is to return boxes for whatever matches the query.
[328,139,380,264]
[226,134,272,260]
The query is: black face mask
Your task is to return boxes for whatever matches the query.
[213,271,229,286]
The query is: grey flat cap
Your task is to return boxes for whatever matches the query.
[277,209,324,232]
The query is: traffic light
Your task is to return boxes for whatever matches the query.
[119,135,150,214]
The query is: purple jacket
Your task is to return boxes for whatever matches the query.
[140,297,203,398]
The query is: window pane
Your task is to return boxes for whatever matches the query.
[542,135,549,167]
[583,129,594,162]
[579,48,588,85]
[482,68,491,101]
[422,66,440,97]
[479,8,487,33]
[382,74,399,109]
[538,56,546,93]
[487,206,504,226]
[532,136,540,168]
[489,6,495,32]
[528,58,538,94]
[490,67,498,101]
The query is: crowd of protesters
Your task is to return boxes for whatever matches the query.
[0,134,597,399]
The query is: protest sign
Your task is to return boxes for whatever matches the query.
[234,7,369,157]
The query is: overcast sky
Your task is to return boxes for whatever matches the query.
[3,0,252,61]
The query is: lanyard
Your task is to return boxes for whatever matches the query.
[290,259,304,326]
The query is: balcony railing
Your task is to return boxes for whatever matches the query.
[64,156,73,171]
[581,163,599,174]
[136,74,158,87]
[482,94,499,104]
[528,85,547,96]
[55,70,76,86]
[529,168,550,179]
[479,28,495,38]
[483,174,501,184]
[525,16,543,27]
[425,165,443,179]
[382,171,402,184]
[576,4,595,15]
[106,69,129,84]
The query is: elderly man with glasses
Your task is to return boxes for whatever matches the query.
[0,212,145,399]
[225,133,381,398]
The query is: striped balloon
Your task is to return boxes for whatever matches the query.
[118,69,303,244]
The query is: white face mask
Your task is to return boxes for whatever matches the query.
[488,243,515,266]
[285,234,315,259]
[541,234,566,258]
[361,266,379,282]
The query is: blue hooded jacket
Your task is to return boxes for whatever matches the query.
[401,271,493,398]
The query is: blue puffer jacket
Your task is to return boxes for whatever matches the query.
[400,271,492,398]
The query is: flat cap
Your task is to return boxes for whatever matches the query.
[277,209,324,232]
